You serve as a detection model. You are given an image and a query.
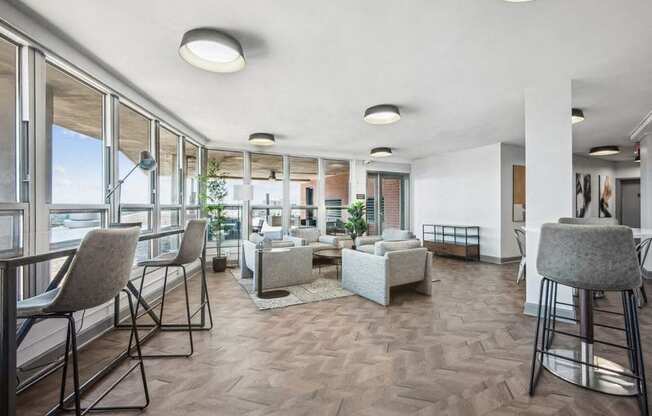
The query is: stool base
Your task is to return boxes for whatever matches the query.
[542,347,637,396]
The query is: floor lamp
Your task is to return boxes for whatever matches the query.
[106,150,157,213]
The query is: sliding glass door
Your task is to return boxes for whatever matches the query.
[366,172,409,236]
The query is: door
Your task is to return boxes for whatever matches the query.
[619,179,640,228]
[366,172,409,235]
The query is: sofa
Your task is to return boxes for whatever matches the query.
[286,227,353,252]
[241,239,315,290]
[342,240,432,306]
[355,229,418,254]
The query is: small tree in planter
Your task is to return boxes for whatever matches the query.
[344,200,368,248]
[199,160,229,272]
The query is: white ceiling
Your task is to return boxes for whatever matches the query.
[14,0,652,162]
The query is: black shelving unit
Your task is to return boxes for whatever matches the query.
[422,224,480,261]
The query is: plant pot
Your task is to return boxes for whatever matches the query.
[212,256,227,272]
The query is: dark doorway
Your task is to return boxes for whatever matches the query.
[617,178,640,228]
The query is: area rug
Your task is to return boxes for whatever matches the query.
[231,269,355,310]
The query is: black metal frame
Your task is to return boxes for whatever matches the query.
[422,224,481,262]
[529,278,649,415]
[0,228,209,416]
[31,290,149,416]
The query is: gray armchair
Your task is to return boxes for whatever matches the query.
[342,240,432,306]
[241,240,316,290]
[355,228,418,254]
[287,227,353,252]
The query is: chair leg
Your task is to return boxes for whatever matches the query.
[58,317,72,410]
[529,278,547,396]
[201,258,214,329]
[181,266,194,356]
[128,266,148,353]
[517,259,525,284]
[641,284,648,305]
[125,289,150,408]
[68,314,82,416]
[627,290,649,416]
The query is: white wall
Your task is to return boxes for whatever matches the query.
[412,143,502,260]
[500,144,525,259]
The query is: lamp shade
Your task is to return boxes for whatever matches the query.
[179,28,245,73]
[138,151,157,171]
[233,184,253,201]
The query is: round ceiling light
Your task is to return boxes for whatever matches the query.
[364,104,401,125]
[248,132,275,146]
[589,145,620,156]
[179,28,245,73]
[370,147,393,158]
[572,108,585,124]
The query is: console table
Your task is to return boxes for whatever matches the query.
[422,224,480,261]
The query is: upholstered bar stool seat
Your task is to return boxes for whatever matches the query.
[16,288,60,318]
[529,223,648,416]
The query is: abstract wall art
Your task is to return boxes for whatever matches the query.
[599,175,614,218]
[575,173,591,218]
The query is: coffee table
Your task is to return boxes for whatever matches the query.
[313,249,342,280]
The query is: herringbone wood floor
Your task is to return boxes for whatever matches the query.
[16,258,652,415]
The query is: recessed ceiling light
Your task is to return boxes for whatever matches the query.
[179,28,245,73]
[572,108,585,124]
[370,147,393,158]
[589,145,620,156]
[364,104,401,125]
[249,133,275,146]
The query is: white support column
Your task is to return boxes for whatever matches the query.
[317,158,326,234]
[640,137,652,270]
[524,79,575,316]
[243,151,251,240]
[282,155,290,234]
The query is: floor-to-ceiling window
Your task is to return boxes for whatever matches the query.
[0,36,22,259]
[118,103,152,231]
[289,156,317,228]
[46,62,106,249]
[157,125,180,253]
[206,149,244,264]
[324,159,350,235]
[184,140,200,222]
[250,153,283,232]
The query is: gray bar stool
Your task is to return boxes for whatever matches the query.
[17,227,148,416]
[529,223,648,415]
[129,219,212,358]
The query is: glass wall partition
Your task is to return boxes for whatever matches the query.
[366,172,410,235]
[46,62,107,248]
[158,126,180,252]
[251,153,284,232]
[289,156,317,229]
[206,149,244,264]
[117,103,153,236]
[0,37,24,260]
[324,159,350,235]
[184,140,200,207]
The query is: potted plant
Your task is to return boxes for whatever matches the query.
[199,160,229,272]
[344,200,368,249]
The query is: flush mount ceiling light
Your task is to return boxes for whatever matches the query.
[248,132,275,146]
[589,145,620,156]
[364,104,401,125]
[370,147,393,158]
[572,108,585,124]
[179,28,245,73]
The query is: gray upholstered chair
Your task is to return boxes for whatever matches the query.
[131,219,212,358]
[241,239,316,290]
[558,217,619,225]
[635,237,651,307]
[529,223,647,414]
[355,228,418,254]
[342,240,432,306]
[514,228,526,284]
[286,227,353,252]
[16,227,148,415]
